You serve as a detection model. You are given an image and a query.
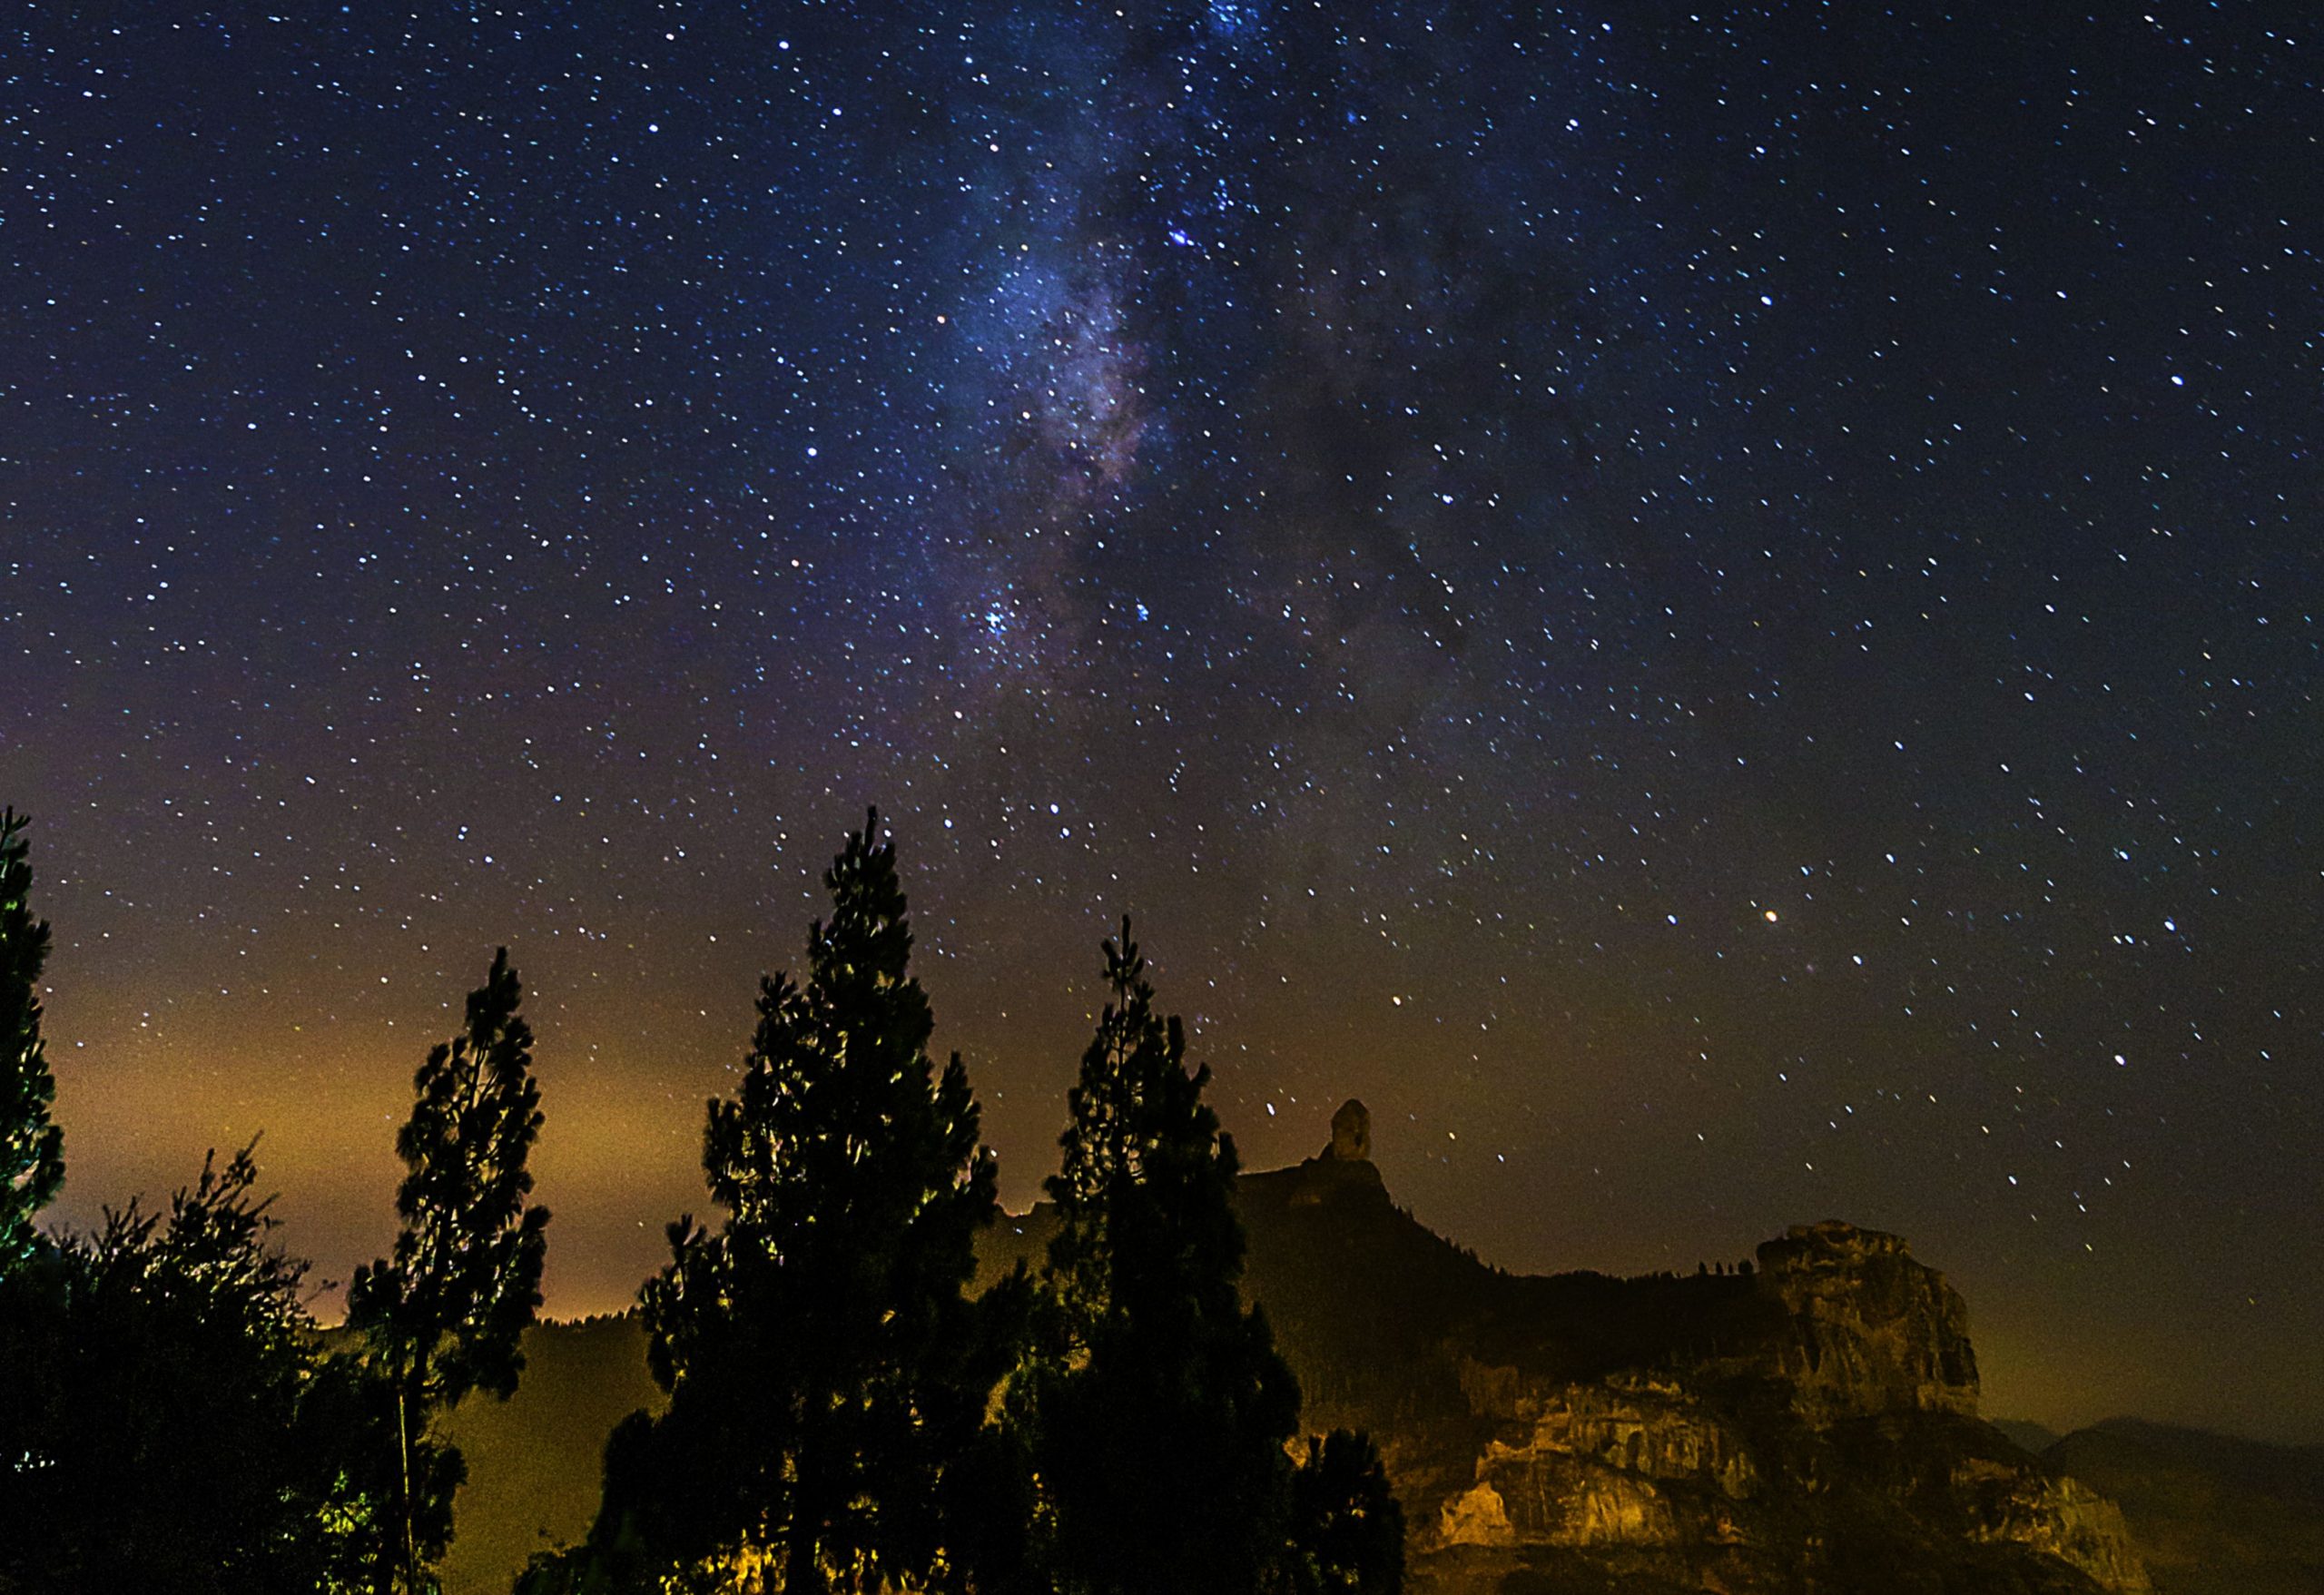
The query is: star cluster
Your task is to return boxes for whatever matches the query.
[3,4,2316,1439]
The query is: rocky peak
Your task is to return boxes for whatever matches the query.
[1324,1098,1372,1162]
[1751,1219,1981,1422]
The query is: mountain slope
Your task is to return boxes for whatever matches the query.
[2039,1421,2324,1595]
[434,1314,666,1595]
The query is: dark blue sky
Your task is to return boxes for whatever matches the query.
[4,3,2316,1439]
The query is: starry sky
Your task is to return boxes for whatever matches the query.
[4,4,2317,1442]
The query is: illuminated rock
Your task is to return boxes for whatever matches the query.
[1747,1219,1981,1422]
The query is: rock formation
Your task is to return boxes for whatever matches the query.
[1400,1216,2145,1591]
[1956,1461,2154,1592]
[1452,1364,1760,1503]
[980,1103,2152,1593]
[445,1106,2206,1595]
[1747,1219,1981,1422]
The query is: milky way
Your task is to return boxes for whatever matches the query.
[3,5,2317,1439]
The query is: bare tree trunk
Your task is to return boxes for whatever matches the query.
[398,1377,419,1594]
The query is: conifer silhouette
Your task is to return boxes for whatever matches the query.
[1024,919,1305,1595]
[349,946,552,1593]
[621,810,1006,1593]
[0,808,64,1268]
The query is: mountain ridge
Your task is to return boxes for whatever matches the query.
[438,1108,2212,1593]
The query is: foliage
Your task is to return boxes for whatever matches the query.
[348,946,552,1592]
[0,803,1413,1592]
[0,807,64,1268]
[0,1145,394,1593]
[1282,1430,1404,1595]
[1018,920,1308,1595]
[599,812,1008,1592]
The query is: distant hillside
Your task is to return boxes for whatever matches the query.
[2039,1420,2324,1595]
[434,1315,665,1595]
[1994,1420,2065,1455]
[444,1105,2167,1594]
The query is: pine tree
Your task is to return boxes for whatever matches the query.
[348,946,552,1594]
[0,807,64,1268]
[1025,921,1304,1595]
[624,810,1004,1593]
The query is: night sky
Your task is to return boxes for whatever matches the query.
[5,5,2317,1442]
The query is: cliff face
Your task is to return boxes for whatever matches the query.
[1390,1212,2145,1592]
[1226,1129,2147,1595]
[1436,1368,1746,1561]
[1452,1364,1759,1505]
[1955,1461,2155,1593]
[1748,1219,1981,1423]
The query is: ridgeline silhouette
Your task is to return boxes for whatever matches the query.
[13,806,2288,1594]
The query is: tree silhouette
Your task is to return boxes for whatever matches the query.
[612,811,1005,1593]
[1284,1430,1404,1595]
[0,1142,394,1592]
[1019,920,1305,1595]
[0,807,64,1268]
[348,946,551,1594]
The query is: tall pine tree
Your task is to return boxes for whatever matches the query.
[622,811,1005,1593]
[0,808,64,1268]
[349,946,552,1594]
[1024,921,1304,1595]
